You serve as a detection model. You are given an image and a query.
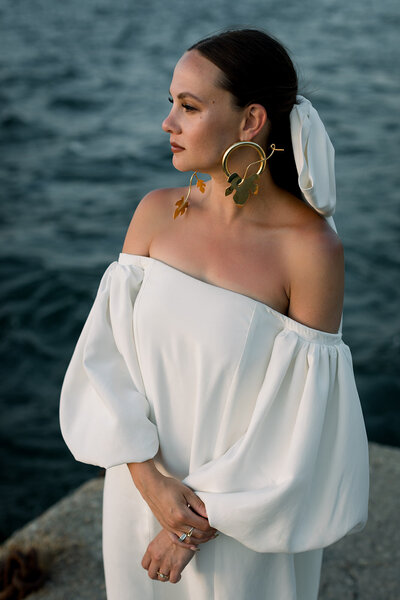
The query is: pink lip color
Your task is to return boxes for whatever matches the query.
[171,144,184,153]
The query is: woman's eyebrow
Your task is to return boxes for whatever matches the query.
[169,90,204,103]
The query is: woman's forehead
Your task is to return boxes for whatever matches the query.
[170,51,224,97]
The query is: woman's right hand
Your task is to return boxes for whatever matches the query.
[127,460,217,546]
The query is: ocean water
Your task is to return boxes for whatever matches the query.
[0,0,399,541]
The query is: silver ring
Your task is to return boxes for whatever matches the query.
[157,571,168,580]
[178,532,187,542]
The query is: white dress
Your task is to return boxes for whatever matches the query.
[59,252,369,600]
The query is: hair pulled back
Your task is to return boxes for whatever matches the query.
[188,29,302,199]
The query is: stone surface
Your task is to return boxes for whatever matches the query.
[319,442,400,600]
[0,475,106,599]
[0,442,399,599]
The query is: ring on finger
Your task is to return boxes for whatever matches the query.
[179,525,195,542]
[157,571,169,580]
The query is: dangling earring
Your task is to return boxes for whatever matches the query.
[222,141,284,206]
[173,171,206,219]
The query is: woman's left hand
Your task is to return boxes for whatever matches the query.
[141,528,196,584]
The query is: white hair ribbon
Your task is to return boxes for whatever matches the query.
[289,95,342,332]
[289,95,337,233]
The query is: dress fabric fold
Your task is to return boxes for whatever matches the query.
[59,260,159,469]
[59,252,369,600]
[183,329,368,553]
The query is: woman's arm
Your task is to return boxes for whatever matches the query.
[286,224,344,333]
[127,460,217,546]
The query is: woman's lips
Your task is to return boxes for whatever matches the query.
[170,142,185,153]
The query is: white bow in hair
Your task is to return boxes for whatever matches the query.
[290,95,337,231]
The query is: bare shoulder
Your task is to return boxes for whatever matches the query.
[285,215,344,334]
[121,187,186,256]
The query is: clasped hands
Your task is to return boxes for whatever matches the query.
[128,460,218,584]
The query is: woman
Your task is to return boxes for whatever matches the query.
[60,29,369,599]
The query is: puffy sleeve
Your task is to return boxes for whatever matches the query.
[182,328,369,553]
[59,261,159,469]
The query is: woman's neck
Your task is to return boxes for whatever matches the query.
[199,165,283,226]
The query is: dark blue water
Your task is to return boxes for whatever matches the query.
[1,0,399,542]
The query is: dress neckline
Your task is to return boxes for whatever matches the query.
[118,252,343,342]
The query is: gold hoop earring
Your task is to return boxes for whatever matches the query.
[173,171,206,219]
[222,141,284,206]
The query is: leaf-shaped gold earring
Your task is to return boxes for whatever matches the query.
[173,171,206,219]
[222,142,284,206]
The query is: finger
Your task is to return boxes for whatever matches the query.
[167,531,199,551]
[184,490,208,519]
[141,551,151,570]
[169,568,182,584]
[184,534,213,545]
[157,564,170,583]
[186,533,218,545]
[186,527,218,542]
[148,561,162,581]
[184,532,214,546]
[181,506,213,533]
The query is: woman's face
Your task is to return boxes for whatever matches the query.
[162,50,245,175]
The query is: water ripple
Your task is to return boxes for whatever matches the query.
[0,0,399,541]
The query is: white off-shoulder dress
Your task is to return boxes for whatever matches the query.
[59,251,369,600]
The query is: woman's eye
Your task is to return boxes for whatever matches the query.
[167,97,196,112]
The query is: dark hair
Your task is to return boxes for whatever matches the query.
[188,29,302,199]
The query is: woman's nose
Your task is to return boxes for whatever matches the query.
[162,110,180,134]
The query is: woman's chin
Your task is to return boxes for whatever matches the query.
[171,156,199,173]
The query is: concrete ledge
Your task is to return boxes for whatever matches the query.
[0,442,399,599]
[0,476,106,599]
[319,442,400,599]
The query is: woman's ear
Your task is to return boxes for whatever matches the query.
[240,104,268,141]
